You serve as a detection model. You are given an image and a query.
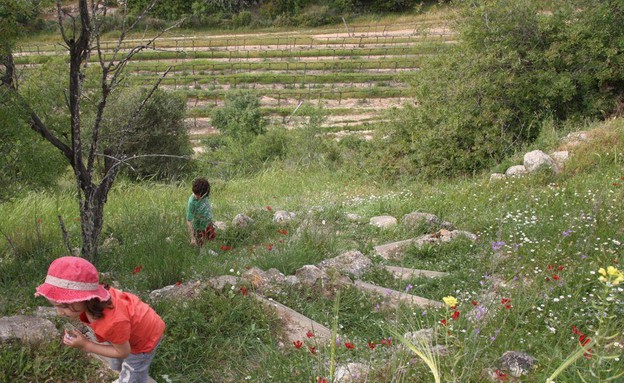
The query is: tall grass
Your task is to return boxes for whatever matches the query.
[1,119,622,382]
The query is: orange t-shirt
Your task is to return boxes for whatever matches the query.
[80,287,165,353]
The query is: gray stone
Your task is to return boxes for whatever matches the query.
[402,212,440,227]
[317,250,372,278]
[505,165,527,177]
[0,315,59,344]
[35,306,57,319]
[335,362,370,383]
[213,221,227,230]
[232,213,253,228]
[564,131,588,147]
[490,173,506,181]
[206,275,241,292]
[404,328,434,344]
[242,267,269,288]
[149,280,207,301]
[295,265,330,286]
[369,215,397,228]
[273,210,296,223]
[265,268,286,284]
[284,275,300,286]
[345,213,362,222]
[499,351,537,377]
[524,150,556,173]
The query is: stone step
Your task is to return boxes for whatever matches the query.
[384,265,448,279]
[354,280,442,309]
[251,293,332,344]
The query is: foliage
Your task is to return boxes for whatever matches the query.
[210,90,267,140]
[101,89,193,181]
[0,89,66,200]
[0,0,49,54]
[1,118,623,382]
[381,0,624,179]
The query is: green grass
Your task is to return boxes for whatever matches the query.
[2,119,623,382]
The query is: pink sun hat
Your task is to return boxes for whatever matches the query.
[35,256,110,303]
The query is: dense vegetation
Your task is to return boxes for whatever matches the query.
[1,0,623,382]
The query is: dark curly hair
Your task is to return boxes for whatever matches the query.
[192,178,211,198]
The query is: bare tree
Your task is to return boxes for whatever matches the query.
[0,0,179,262]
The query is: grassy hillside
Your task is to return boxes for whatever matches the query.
[1,117,622,382]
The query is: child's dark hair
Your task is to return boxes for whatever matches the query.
[192,178,210,198]
[84,286,113,319]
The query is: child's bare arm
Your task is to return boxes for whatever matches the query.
[64,330,131,359]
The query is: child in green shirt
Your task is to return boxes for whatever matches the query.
[186,177,214,246]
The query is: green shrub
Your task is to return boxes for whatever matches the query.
[232,10,252,28]
[210,91,267,140]
[383,0,624,179]
[101,89,193,181]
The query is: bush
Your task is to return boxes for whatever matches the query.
[102,89,193,180]
[210,91,267,140]
[383,0,624,179]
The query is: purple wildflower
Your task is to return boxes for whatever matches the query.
[492,241,506,251]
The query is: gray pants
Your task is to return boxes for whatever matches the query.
[109,342,160,383]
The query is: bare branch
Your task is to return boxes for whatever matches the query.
[57,215,74,254]
[56,1,70,44]
[108,19,183,89]
[99,153,191,175]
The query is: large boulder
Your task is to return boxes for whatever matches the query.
[523,150,556,173]
[0,315,59,345]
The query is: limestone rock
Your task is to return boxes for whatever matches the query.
[206,275,241,292]
[402,212,440,227]
[524,150,556,173]
[499,351,537,377]
[295,265,330,286]
[335,362,370,383]
[149,280,207,301]
[273,210,296,223]
[232,213,253,228]
[0,315,59,345]
[369,215,397,228]
[505,165,527,177]
[317,250,372,278]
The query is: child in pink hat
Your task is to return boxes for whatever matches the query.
[36,256,165,383]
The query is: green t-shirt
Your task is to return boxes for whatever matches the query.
[186,194,213,231]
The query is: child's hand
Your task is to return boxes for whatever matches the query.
[190,237,197,246]
[63,329,88,349]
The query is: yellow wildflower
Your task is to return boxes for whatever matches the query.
[443,296,458,308]
[598,268,607,276]
[597,266,623,285]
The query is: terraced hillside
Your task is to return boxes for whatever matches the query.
[14,13,454,151]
